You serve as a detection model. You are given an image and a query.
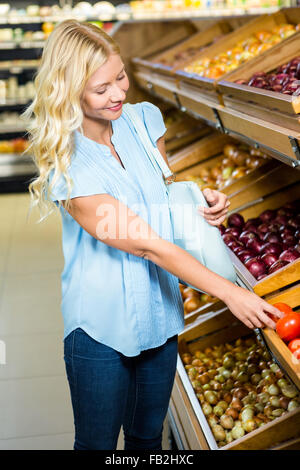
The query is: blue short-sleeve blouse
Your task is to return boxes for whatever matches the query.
[48,101,184,357]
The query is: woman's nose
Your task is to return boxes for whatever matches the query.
[110,83,126,102]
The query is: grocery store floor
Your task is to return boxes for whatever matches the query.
[0,192,171,450]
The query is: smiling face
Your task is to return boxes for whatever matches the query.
[80,53,129,122]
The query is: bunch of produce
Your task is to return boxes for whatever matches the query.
[183,24,299,79]
[221,200,300,280]
[184,143,268,191]
[0,138,29,154]
[236,56,300,95]
[158,35,224,68]
[179,284,216,315]
[181,335,300,447]
[271,303,300,360]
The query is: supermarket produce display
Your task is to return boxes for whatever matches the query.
[1,1,299,449]
[222,201,300,280]
[183,23,300,79]
[181,333,299,447]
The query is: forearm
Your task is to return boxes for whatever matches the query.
[144,238,235,302]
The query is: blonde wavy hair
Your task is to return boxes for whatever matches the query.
[22,20,120,222]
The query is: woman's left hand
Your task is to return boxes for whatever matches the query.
[198,188,230,226]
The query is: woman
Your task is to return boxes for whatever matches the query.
[23,20,282,451]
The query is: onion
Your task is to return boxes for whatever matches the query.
[231,423,245,439]
[228,213,245,229]
[259,209,276,222]
[279,397,290,410]
[261,252,279,267]
[198,373,210,385]
[264,404,274,418]
[217,400,229,411]
[282,235,297,247]
[230,397,242,411]
[268,384,279,396]
[269,396,281,407]
[255,402,264,413]
[245,258,267,279]
[244,218,260,227]
[258,223,270,236]
[241,408,254,422]
[222,234,237,245]
[277,378,289,389]
[257,392,270,404]
[220,414,234,429]
[225,430,234,444]
[281,385,298,399]
[208,414,219,427]
[233,387,248,400]
[204,390,218,405]
[242,419,257,433]
[288,217,300,229]
[250,374,261,385]
[239,230,258,245]
[246,238,265,254]
[275,214,289,225]
[238,249,256,263]
[268,259,288,274]
[202,402,213,416]
[243,224,259,234]
[212,425,226,442]
[279,248,300,263]
[263,232,281,244]
[225,407,239,420]
[225,227,242,238]
[272,408,284,417]
[287,400,300,411]
[262,242,283,256]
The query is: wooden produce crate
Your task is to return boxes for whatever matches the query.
[132,21,233,107]
[225,182,300,295]
[131,22,197,76]
[168,131,231,173]
[148,21,233,74]
[218,31,300,133]
[262,289,300,390]
[172,310,300,450]
[216,105,300,166]
[132,22,197,105]
[166,123,210,154]
[174,9,300,106]
[226,161,300,212]
[176,142,276,196]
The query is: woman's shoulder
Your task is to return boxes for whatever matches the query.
[123,101,166,145]
[125,100,163,119]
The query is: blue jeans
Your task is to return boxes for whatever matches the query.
[63,328,178,450]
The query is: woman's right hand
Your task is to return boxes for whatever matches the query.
[223,285,284,330]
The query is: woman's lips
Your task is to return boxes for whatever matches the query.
[106,102,122,112]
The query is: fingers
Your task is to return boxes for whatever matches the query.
[247,313,264,329]
[198,201,230,219]
[199,206,229,227]
[267,304,285,319]
[202,206,229,220]
[256,310,276,330]
[202,189,229,213]
[243,317,255,329]
[206,214,227,227]
[202,199,230,215]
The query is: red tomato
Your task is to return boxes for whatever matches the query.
[276,313,300,343]
[293,349,300,361]
[288,338,300,353]
[273,303,294,315]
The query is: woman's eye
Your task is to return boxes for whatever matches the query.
[96,90,106,95]
[117,75,125,81]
